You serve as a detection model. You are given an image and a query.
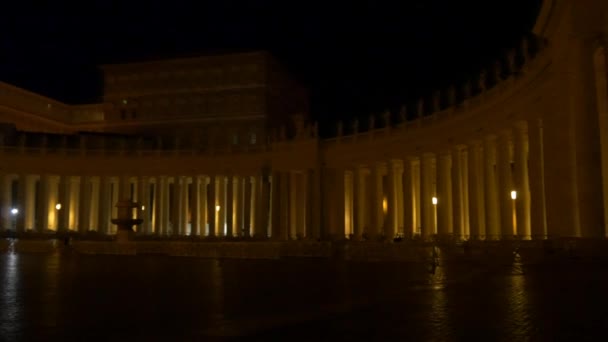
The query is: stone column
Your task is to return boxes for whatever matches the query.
[24,175,36,231]
[225,175,234,237]
[270,171,281,239]
[190,176,200,236]
[368,163,383,240]
[402,160,413,237]
[528,118,547,239]
[420,153,435,239]
[110,179,119,233]
[468,141,486,239]
[344,171,354,238]
[181,177,189,235]
[216,176,226,237]
[98,176,111,234]
[36,175,49,232]
[234,176,244,237]
[413,159,422,236]
[68,177,80,232]
[174,176,185,235]
[15,174,26,232]
[484,136,500,239]
[331,168,346,240]
[289,171,298,239]
[207,175,217,237]
[452,146,464,239]
[78,176,91,234]
[243,176,252,237]
[57,175,70,233]
[199,176,208,236]
[594,47,608,237]
[252,175,261,238]
[352,166,365,240]
[461,149,470,237]
[437,152,453,236]
[386,160,398,239]
[41,175,58,231]
[0,174,12,231]
[154,176,167,235]
[138,176,151,234]
[513,124,531,239]
[298,172,308,239]
[90,177,100,232]
[395,162,405,236]
[170,177,182,236]
[279,171,290,240]
[310,168,322,240]
[254,173,269,238]
[497,131,514,239]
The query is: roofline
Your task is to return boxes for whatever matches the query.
[99,50,272,72]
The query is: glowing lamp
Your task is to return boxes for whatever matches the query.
[10,208,18,215]
[511,191,517,200]
[55,203,62,210]
[215,205,221,212]
[432,197,438,205]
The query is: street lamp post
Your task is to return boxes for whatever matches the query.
[432,196,438,235]
[10,208,18,231]
[510,191,517,236]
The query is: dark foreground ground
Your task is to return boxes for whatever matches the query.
[1,251,607,341]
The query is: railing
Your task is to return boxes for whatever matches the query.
[0,143,279,157]
[322,37,552,147]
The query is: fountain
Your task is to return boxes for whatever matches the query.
[111,200,143,243]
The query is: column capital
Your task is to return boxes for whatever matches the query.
[468,139,483,148]
[484,134,498,142]
[513,120,528,132]
[453,144,467,152]
[438,150,452,158]
[374,162,387,174]
[421,153,436,165]
[406,156,420,166]
[497,129,513,139]
[388,158,404,168]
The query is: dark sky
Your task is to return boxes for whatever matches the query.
[0,0,542,130]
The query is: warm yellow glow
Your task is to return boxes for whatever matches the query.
[382,197,388,213]
[432,197,438,205]
[55,203,62,210]
[512,195,517,235]
[141,205,145,211]
[216,205,221,212]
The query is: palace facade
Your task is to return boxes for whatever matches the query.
[1,0,608,241]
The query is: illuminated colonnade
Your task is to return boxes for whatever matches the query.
[1,1,608,241]
[333,120,541,241]
[0,171,316,239]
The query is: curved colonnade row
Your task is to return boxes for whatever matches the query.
[0,41,554,241]
[1,0,608,241]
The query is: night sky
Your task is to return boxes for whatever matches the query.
[0,1,542,131]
